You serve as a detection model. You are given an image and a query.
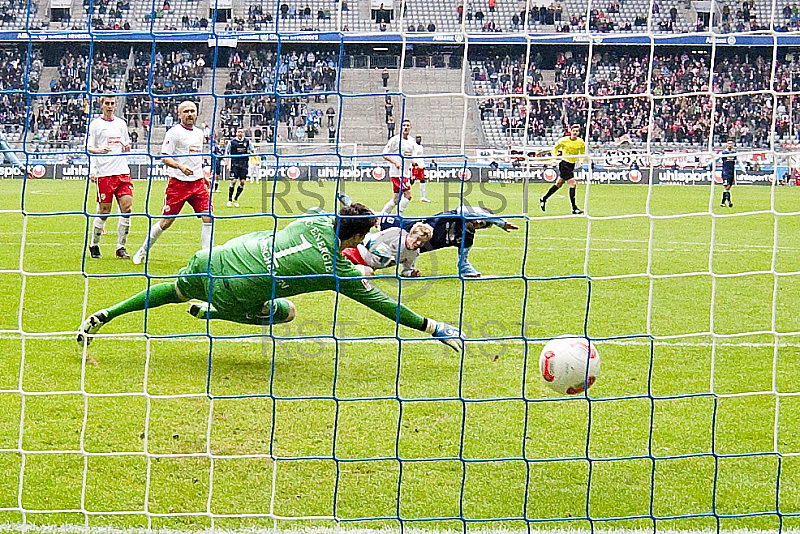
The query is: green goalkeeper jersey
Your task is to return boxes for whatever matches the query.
[176,209,426,330]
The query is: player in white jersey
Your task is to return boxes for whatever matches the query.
[341,222,433,276]
[132,101,213,265]
[381,118,420,215]
[86,95,133,259]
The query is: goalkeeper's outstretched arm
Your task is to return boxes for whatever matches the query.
[335,256,464,351]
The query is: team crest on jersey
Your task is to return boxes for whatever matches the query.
[361,278,372,290]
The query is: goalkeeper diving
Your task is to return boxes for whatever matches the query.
[77,203,464,351]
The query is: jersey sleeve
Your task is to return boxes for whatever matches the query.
[121,122,131,147]
[335,255,426,331]
[552,139,563,157]
[161,128,175,155]
[382,136,397,155]
[369,242,394,268]
[87,121,97,150]
[457,206,509,229]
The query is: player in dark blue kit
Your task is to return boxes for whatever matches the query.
[227,128,253,208]
[336,192,518,277]
[381,207,518,277]
[720,138,741,208]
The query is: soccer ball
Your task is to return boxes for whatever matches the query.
[539,336,600,395]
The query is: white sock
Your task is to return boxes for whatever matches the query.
[420,182,427,198]
[398,196,410,214]
[91,218,106,246]
[201,222,213,250]
[382,198,397,215]
[142,222,164,252]
[117,216,131,249]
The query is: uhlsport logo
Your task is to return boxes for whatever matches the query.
[31,165,46,178]
[628,169,642,183]
[372,167,386,181]
[286,166,301,180]
[543,168,557,182]
[459,168,472,181]
[713,170,723,184]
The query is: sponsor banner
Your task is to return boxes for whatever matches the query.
[0,165,32,178]
[583,169,651,184]
[6,163,392,182]
[657,169,775,185]
[0,164,778,186]
[478,166,779,185]
[477,146,777,172]
[478,167,652,184]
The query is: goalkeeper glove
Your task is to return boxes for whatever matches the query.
[429,320,465,352]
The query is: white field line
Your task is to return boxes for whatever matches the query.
[0,525,798,534]
[0,333,798,348]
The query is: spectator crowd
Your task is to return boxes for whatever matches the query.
[0,47,38,138]
[474,49,796,147]
[219,48,339,143]
[123,48,205,132]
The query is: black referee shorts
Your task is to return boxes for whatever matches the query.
[559,160,576,181]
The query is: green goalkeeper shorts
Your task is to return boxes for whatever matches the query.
[176,249,292,324]
[175,249,214,304]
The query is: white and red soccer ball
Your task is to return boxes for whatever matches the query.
[539,336,600,395]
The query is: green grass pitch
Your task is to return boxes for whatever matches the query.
[2,177,800,532]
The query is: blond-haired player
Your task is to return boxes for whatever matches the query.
[341,222,433,277]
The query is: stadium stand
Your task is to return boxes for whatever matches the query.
[36,0,790,33]
[123,48,205,143]
[218,48,339,143]
[471,49,781,148]
[0,47,40,148]
[27,49,127,153]
[2,42,793,157]
[0,0,44,29]
[714,0,770,31]
[650,0,692,32]
[81,0,201,31]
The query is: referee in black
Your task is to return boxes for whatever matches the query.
[720,137,739,208]
[227,127,253,208]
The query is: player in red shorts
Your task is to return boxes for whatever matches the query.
[86,95,133,259]
[381,118,419,215]
[412,134,430,203]
[132,101,213,265]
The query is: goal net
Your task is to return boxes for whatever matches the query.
[2,1,800,532]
